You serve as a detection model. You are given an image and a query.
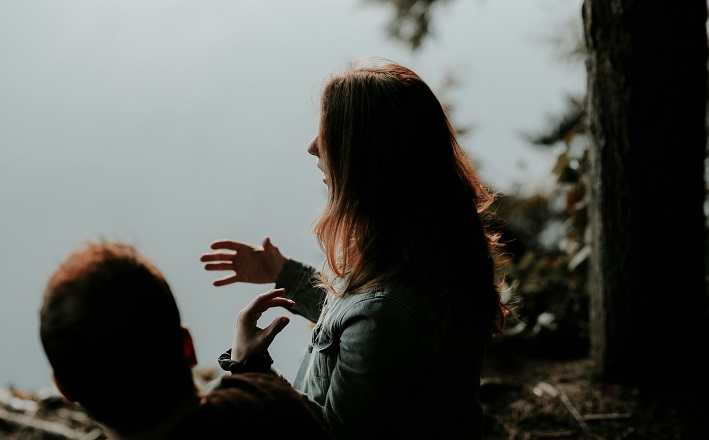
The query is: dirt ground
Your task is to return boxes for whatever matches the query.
[479,354,709,439]
[2,354,708,439]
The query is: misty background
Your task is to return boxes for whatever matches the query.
[0,0,584,391]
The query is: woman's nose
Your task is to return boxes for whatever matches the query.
[307,138,318,157]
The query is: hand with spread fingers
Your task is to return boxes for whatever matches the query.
[200,236,288,286]
[231,288,294,362]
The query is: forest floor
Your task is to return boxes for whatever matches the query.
[2,354,708,439]
[479,353,709,439]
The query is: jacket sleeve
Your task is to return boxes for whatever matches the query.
[275,259,326,323]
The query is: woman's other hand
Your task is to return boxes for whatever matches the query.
[232,288,293,362]
[200,236,288,286]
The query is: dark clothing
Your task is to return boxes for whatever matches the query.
[277,259,486,440]
[171,373,333,439]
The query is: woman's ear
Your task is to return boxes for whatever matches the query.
[52,372,77,402]
[181,325,198,368]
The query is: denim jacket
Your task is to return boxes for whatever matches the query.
[276,259,485,440]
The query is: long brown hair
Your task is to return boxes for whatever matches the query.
[313,58,510,338]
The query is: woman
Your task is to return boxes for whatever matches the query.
[200,58,512,439]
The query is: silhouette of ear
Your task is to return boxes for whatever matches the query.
[52,372,78,402]
[181,325,198,368]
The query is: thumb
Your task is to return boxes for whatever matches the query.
[262,236,272,250]
[263,316,290,345]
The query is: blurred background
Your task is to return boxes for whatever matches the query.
[0,0,585,391]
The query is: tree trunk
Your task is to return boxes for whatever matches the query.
[583,0,709,398]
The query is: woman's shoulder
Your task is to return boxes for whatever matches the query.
[333,282,443,323]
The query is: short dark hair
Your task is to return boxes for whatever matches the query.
[39,241,194,434]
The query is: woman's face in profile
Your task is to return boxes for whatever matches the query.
[307,137,329,187]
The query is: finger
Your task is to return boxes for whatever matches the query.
[257,297,295,313]
[210,240,254,251]
[261,287,286,298]
[213,275,238,286]
[200,252,235,262]
[245,288,287,311]
[203,263,236,271]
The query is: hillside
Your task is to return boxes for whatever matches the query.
[2,354,707,439]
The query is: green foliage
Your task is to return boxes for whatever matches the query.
[363,0,450,50]
[489,104,591,359]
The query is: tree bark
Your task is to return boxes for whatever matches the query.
[583,0,709,397]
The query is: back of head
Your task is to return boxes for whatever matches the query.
[315,58,507,338]
[39,241,194,434]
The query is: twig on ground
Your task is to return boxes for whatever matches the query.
[533,382,594,438]
[582,412,632,421]
[558,391,592,436]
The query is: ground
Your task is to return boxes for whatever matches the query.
[2,355,708,439]
[480,353,709,439]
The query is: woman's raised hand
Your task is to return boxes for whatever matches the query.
[231,288,294,362]
[200,236,288,286]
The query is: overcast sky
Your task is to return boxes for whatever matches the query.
[0,0,584,390]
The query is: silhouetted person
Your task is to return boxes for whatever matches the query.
[40,240,332,439]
